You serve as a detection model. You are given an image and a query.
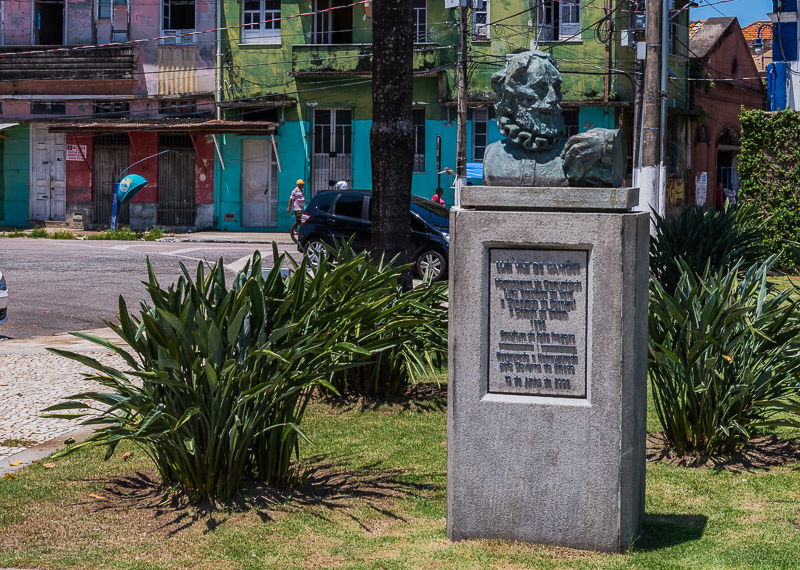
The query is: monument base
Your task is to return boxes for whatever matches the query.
[447,186,648,553]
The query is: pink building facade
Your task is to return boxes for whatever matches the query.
[0,0,235,230]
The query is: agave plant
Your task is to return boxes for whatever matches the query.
[649,256,800,456]
[44,246,417,500]
[306,245,448,398]
[650,203,767,294]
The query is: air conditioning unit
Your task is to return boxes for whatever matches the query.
[161,30,196,45]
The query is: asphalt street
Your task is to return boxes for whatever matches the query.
[0,238,299,339]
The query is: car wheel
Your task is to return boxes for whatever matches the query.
[305,239,328,266]
[416,250,446,281]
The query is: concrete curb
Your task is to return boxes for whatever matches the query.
[0,327,122,355]
[0,426,96,476]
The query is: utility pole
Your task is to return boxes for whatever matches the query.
[638,0,665,220]
[455,1,469,205]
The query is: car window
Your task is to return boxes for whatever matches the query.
[411,200,449,228]
[314,191,336,213]
[334,195,365,219]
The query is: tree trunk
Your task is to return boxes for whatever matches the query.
[371,0,414,290]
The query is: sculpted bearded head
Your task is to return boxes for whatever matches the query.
[491,51,566,152]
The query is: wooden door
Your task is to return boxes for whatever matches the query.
[242,139,277,227]
[30,125,66,221]
[93,133,130,227]
[158,134,196,227]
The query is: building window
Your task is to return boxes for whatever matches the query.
[312,0,353,45]
[473,108,488,162]
[162,0,196,44]
[563,108,579,137]
[159,100,198,116]
[242,0,281,45]
[536,1,582,42]
[98,0,112,19]
[31,102,66,114]
[93,101,130,118]
[472,1,489,41]
[414,0,428,43]
[413,109,426,172]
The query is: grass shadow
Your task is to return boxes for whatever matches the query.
[90,455,441,537]
[322,382,447,413]
[632,513,708,551]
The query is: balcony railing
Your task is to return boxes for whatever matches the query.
[0,45,136,81]
[291,43,454,76]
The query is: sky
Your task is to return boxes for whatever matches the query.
[691,0,774,25]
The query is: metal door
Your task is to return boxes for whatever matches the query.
[312,109,352,195]
[242,139,277,227]
[30,125,66,221]
[93,133,130,227]
[158,134,196,227]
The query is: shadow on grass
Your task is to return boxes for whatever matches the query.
[632,513,708,551]
[88,455,442,537]
[322,382,447,413]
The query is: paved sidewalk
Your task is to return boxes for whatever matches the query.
[0,329,124,462]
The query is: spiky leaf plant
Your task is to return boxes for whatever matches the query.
[44,247,416,500]
[649,257,800,456]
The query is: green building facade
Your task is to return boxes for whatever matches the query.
[215,0,691,231]
[0,125,31,228]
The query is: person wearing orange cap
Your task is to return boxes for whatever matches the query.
[287,179,306,240]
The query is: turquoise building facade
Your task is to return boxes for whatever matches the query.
[214,1,675,232]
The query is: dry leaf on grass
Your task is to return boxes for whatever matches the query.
[3,473,14,480]
[88,493,109,502]
[42,463,56,469]
[122,451,133,461]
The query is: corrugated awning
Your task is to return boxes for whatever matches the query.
[0,122,20,130]
[48,119,278,134]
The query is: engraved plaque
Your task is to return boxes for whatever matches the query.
[488,248,588,397]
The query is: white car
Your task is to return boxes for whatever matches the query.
[0,271,7,324]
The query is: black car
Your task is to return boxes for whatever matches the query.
[297,190,450,281]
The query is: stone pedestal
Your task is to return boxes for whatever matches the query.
[447,186,649,553]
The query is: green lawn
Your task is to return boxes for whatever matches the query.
[1,386,799,569]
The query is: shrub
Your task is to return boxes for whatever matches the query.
[739,109,800,271]
[48,230,77,240]
[142,227,165,241]
[318,247,447,398]
[28,228,48,238]
[44,248,410,501]
[649,257,800,456]
[650,204,767,294]
[85,228,139,240]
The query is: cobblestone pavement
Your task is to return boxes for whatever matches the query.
[0,350,123,461]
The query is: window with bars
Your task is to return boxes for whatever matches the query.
[93,101,130,118]
[562,108,579,137]
[162,0,196,44]
[472,108,488,163]
[242,0,281,45]
[413,0,428,43]
[159,100,198,116]
[31,102,66,115]
[536,1,582,43]
[472,1,489,40]
[413,109,426,172]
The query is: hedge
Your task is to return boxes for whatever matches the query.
[739,109,800,271]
